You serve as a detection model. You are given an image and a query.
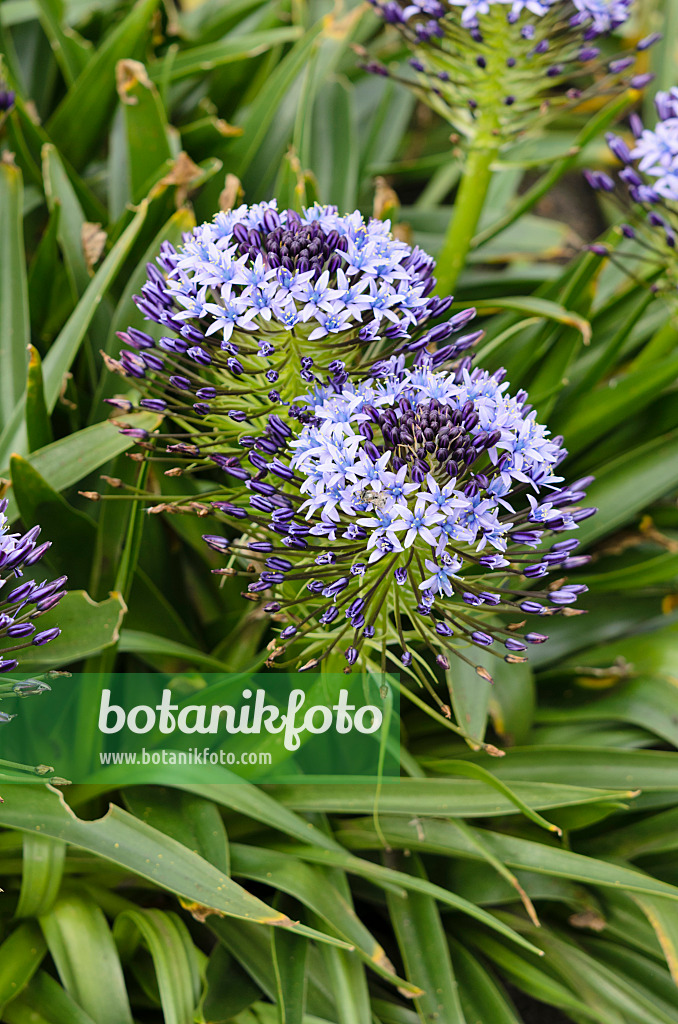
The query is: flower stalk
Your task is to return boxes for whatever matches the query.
[436,126,501,294]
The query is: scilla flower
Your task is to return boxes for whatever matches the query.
[202,360,594,680]
[366,0,646,138]
[365,0,651,295]
[586,88,678,290]
[107,202,482,464]
[108,202,476,424]
[0,500,66,676]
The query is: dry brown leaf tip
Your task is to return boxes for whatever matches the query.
[82,222,107,273]
[116,59,153,104]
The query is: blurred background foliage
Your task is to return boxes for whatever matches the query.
[0,0,678,1021]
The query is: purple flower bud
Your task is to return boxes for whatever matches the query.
[637,32,662,52]
[6,623,35,637]
[629,74,655,89]
[345,646,358,665]
[203,535,231,553]
[32,627,61,645]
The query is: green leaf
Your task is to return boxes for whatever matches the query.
[198,943,261,1023]
[0,204,150,463]
[16,833,67,918]
[41,200,148,411]
[27,205,63,340]
[276,778,634,818]
[446,658,490,748]
[118,630,232,671]
[336,816,678,903]
[25,347,52,453]
[118,61,175,203]
[123,786,230,874]
[114,908,199,1024]
[45,0,160,169]
[2,412,161,524]
[465,928,609,1023]
[574,430,678,548]
[448,746,678,795]
[39,895,134,1024]
[10,455,96,583]
[224,23,324,180]
[271,901,307,1024]
[42,143,90,296]
[633,895,678,987]
[2,970,97,1024]
[317,941,371,1024]
[308,80,358,211]
[209,918,336,1021]
[177,782,349,857]
[515,925,678,1024]
[229,845,418,994]
[34,0,91,85]
[0,785,351,945]
[536,676,678,748]
[552,352,678,456]
[0,159,30,423]
[148,27,302,82]
[450,938,522,1024]
[0,922,47,1015]
[13,591,127,672]
[386,853,467,1023]
[273,845,543,956]
[473,297,591,344]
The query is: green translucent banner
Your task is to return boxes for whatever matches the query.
[0,672,400,785]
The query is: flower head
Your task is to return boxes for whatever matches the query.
[107,203,482,456]
[586,88,678,289]
[0,500,66,675]
[201,360,594,678]
[366,0,645,141]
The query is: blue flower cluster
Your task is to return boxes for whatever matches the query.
[203,360,594,674]
[162,202,437,345]
[108,204,596,680]
[0,500,65,675]
[110,203,480,444]
[290,362,565,565]
[586,88,678,285]
[627,90,678,202]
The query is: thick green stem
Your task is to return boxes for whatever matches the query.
[435,135,499,297]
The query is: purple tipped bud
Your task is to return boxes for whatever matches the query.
[32,627,61,645]
[344,646,358,665]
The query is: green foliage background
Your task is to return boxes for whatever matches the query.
[0,0,678,1021]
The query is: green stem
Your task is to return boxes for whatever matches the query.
[435,136,499,296]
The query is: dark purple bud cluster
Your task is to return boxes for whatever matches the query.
[231,215,348,283]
